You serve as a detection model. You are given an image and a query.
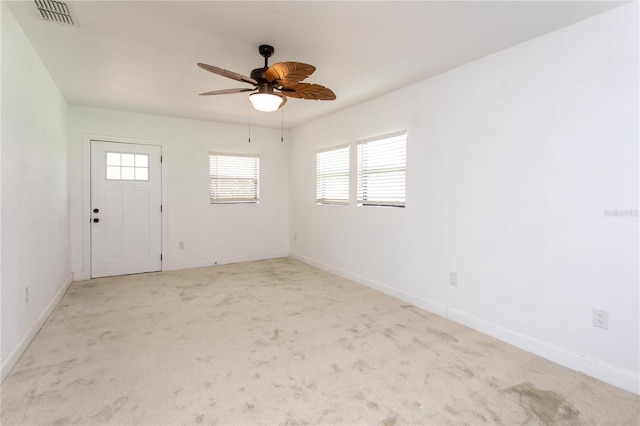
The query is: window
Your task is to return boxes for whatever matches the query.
[357,131,407,207]
[316,145,349,205]
[209,153,259,204]
[106,152,149,181]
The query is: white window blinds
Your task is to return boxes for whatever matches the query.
[357,131,407,207]
[316,146,350,205]
[209,153,259,204]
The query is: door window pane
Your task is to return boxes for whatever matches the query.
[121,166,135,180]
[121,153,135,167]
[135,168,149,181]
[106,153,121,166]
[135,154,148,167]
[105,152,149,181]
[106,166,121,180]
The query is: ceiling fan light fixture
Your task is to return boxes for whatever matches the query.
[249,93,282,112]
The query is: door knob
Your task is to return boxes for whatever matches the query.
[93,208,99,213]
[93,218,99,223]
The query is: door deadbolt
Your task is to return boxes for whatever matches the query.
[93,208,99,213]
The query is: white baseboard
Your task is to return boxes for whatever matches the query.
[291,253,450,317]
[166,253,289,272]
[446,308,640,395]
[77,253,290,276]
[290,252,640,395]
[73,271,90,281]
[1,273,74,383]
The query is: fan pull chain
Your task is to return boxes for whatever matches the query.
[248,105,252,143]
[281,108,284,142]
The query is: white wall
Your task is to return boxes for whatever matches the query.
[1,2,72,380]
[68,106,289,277]
[289,4,639,393]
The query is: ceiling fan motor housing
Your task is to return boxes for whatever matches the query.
[250,67,268,82]
[255,82,275,95]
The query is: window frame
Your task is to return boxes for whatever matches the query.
[315,144,350,206]
[356,130,407,208]
[209,152,260,204]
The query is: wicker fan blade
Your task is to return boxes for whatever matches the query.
[199,88,256,96]
[197,63,257,85]
[280,83,336,100]
[266,62,316,86]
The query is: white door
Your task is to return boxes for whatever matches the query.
[91,140,162,278]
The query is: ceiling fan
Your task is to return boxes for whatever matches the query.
[197,45,336,112]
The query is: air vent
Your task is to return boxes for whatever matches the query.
[34,0,74,25]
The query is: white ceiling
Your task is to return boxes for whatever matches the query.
[6,1,626,129]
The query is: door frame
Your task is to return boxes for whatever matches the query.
[78,134,167,280]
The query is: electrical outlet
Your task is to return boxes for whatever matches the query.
[593,309,609,329]
[25,287,29,304]
[450,272,458,286]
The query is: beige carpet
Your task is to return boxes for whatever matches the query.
[1,258,638,425]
